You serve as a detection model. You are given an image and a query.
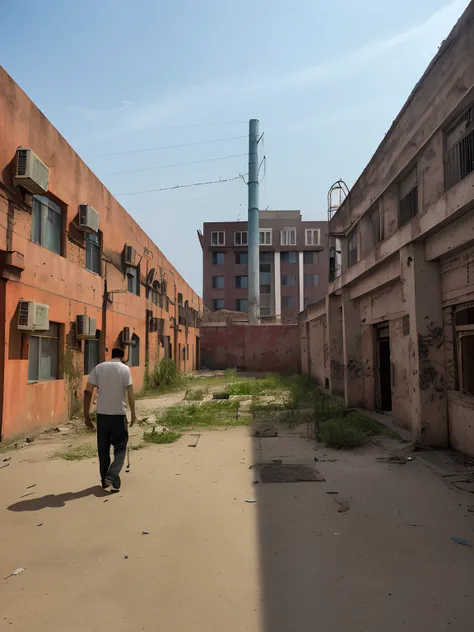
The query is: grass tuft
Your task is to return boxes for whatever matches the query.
[59,444,96,461]
[155,400,242,430]
[143,429,181,444]
[317,411,385,449]
[139,358,185,397]
[184,388,207,401]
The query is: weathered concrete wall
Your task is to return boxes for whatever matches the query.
[307,316,326,386]
[0,67,201,440]
[200,324,300,374]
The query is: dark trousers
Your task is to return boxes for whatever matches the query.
[96,414,129,483]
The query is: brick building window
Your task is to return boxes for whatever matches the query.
[260,272,271,285]
[260,307,271,316]
[213,252,225,265]
[85,232,101,274]
[259,230,272,245]
[129,334,140,367]
[28,322,59,382]
[281,274,296,285]
[260,252,272,263]
[304,273,320,286]
[211,231,225,246]
[213,299,224,310]
[212,275,224,289]
[281,251,297,264]
[84,337,99,375]
[235,252,248,264]
[127,265,140,295]
[234,231,248,246]
[445,103,474,190]
[280,228,296,246]
[282,296,293,309]
[260,285,271,294]
[236,299,248,312]
[260,263,271,273]
[399,167,418,227]
[236,275,248,289]
[304,251,319,264]
[305,229,320,246]
[348,228,358,267]
[31,195,62,255]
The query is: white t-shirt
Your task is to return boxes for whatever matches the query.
[88,359,133,415]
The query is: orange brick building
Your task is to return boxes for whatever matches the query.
[0,67,201,441]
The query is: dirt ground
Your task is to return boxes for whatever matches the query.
[1,408,474,631]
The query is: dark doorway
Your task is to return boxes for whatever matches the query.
[196,336,200,370]
[377,324,392,411]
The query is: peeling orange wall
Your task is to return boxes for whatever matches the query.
[0,67,201,440]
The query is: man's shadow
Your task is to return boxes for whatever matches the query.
[7,486,110,512]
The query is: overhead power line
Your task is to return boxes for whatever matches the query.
[96,135,247,157]
[115,174,245,197]
[101,153,247,177]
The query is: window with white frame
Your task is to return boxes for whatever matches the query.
[280,228,296,246]
[305,229,320,246]
[28,322,60,382]
[234,231,248,246]
[259,229,272,245]
[31,195,62,255]
[211,231,225,246]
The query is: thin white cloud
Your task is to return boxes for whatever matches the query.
[70,100,134,121]
[93,0,469,138]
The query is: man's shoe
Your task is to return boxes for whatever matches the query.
[101,479,110,489]
[105,476,120,492]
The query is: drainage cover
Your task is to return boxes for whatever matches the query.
[256,463,325,483]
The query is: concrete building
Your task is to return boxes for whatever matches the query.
[0,67,201,441]
[299,3,474,456]
[198,211,328,322]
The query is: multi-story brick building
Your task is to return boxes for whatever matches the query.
[299,2,474,456]
[198,211,328,322]
[0,67,201,441]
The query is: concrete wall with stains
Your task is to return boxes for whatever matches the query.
[298,4,474,455]
[0,67,201,441]
[200,324,300,374]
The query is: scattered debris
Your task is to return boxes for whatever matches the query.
[44,427,61,434]
[3,457,11,462]
[252,429,278,438]
[451,537,472,548]
[0,463,10,469]
[4,567,26,580]
[212,392,229,400]
[326,491,339,495]
[188,434,201,448]
[20,492,34,498]
[124,555,129,559]
[142,531,150,535]
[257,463,325,483]
[27,484,36,489]
[468,506,474,513]
[245,499,257,503]
[37,523,43,527]
[25,437,34,444]
[103,499,109,503]
[335,498,350,513]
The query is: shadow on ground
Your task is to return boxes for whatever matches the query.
[251,418,473,631]
[8,486,109,512]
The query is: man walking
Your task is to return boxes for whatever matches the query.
[84,348,136,491]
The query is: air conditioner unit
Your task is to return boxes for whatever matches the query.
[14,148,49,194]
[122,327,132,345]
[17,301,49,331]
[76,315,97,340]
[79,205,100,233]
[124,245,136,267]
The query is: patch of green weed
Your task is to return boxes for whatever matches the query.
[138,358,185,397]
[156,400,241,430]
[59,444,96,461]
[317,411,385,449]
[184,388,207,401]
[143,429,181,444]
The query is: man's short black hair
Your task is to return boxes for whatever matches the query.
[112,348,125,359]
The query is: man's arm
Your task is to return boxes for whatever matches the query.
[84,383,96,429]
[127,385,136,426]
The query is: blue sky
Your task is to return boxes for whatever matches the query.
[1,0,469,292]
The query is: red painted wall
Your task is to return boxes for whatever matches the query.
[200,324,300,374]
[0,67,201,440]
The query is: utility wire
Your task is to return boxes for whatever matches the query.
[96,135,247,157]
[101,153,247,177]
[115,174,245,197]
